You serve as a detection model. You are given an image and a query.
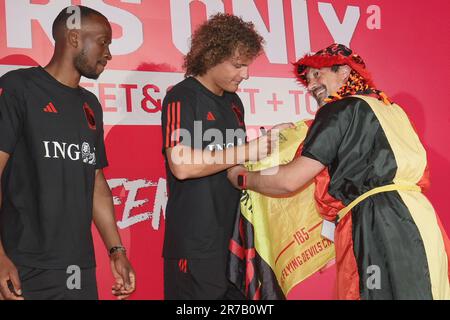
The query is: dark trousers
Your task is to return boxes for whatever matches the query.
[18,265,98,300]
[164,257,245,300]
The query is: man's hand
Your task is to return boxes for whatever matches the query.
[227,165,247,189]
[0,254,23,300]
[246,123,295,162]
[110,252,136,300]
[247,132,278,162]
[269,122,295,131]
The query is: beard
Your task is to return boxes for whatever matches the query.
[74,49,100,80]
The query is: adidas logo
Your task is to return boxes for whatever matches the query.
[178,259,188,273]
[206,111,216,121]
[43,102,58,113]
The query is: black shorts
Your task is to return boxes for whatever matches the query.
[164,257,245,300]
[18,265,98,300]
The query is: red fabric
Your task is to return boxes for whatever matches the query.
[294,54,375,88]
[229,239,245,260]
[409,118,431,193]
[334,213,361,299]
[228,218,259,299]
[314,169,345,221]
[314,168,361,299]
[245,248,256,298]
[417,164,431,192]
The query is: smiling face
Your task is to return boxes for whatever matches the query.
[198,49,254,96]
[74,14,112,79]
[305,66,348,106]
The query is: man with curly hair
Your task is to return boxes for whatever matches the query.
[160,13,289,300]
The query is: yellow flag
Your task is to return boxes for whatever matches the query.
[240,121,335,296]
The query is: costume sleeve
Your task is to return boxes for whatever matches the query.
[302,98,357,166]
[161,89,196,150]
[0,83,24,155]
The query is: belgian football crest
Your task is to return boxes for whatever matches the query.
[83,103,96,130]
[231,103,244,126]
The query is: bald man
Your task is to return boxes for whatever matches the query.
[0,6,135,300]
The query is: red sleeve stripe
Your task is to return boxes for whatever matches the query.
[165,101,181,148]
[165,102,172,148]
[170,102,176,147]
[176,101,181,146]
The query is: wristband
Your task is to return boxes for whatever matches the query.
[109,245,126,256]
[237,172,247,190]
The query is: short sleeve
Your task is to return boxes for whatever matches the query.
[95,124,108,169]
[82,90,108,169]
[161,89,196,150]
[0,85,24,154]
[302,98,355,166]
[93,102,108,169]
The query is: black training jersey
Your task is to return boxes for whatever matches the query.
[161,77,246,259]
[0,67,108,269]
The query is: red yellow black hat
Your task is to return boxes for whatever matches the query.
[294,43,374,87]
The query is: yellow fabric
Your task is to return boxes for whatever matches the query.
[397,192,450,299]
[355,95,450,299]
[337,184,421,222]
[240,121,335,296]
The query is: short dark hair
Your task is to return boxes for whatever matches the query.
[330,65,342,72]
[52,5,107,41]
[184,13,264,77]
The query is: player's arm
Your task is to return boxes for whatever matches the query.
[227,155,325,196]
[0,82,25,300]
[92,169,135,299]
[165,134,273,180]
[0,151,23,300]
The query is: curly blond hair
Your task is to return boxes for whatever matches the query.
[184,13,264,77]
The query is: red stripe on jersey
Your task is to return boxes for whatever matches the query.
[176,101,181,145]
[171,102,176,147]
[166,102,172,148]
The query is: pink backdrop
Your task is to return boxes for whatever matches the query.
[0,0,448,299]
